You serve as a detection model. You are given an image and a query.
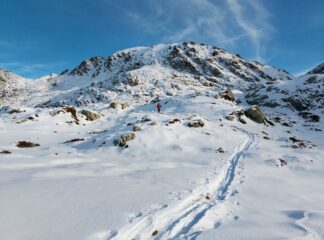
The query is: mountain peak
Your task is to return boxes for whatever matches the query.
[3,43,322,111]
[66,42,292,85]
[307,62,324,74]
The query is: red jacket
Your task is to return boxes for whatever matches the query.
[157,103,161,109]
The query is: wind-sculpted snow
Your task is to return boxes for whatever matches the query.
[0,92,323,240]
[98,130,255,240]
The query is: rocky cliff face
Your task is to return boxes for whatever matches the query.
[308,63,324,74]
[245,63,324,111]
[0,68,32,105]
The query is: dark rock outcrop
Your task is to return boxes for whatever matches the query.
[307,63,324,74]
[282,97,308,111]
[244,105,265,123]
[220,89,235,102]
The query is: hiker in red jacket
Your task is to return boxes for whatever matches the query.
[156,103,161,113]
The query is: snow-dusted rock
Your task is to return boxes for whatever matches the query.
[81,110,101,121]
[244,105,265,123]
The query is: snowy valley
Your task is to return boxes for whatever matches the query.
[0,42,323,240]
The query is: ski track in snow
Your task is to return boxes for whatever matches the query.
[89,129,255,240]
[288,210,324,240]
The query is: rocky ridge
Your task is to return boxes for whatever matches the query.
[0,42,323,116]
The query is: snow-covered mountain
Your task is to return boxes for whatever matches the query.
[0,68,32,105]
[0,43,323,240]
[1,42,292,106]
[2,42,322,114]
[245,63,324,112]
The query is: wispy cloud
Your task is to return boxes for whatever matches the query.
[0,62,64,78]
[311,14,324,27]
[0,40,10,48]
[0,61,47,71]
[226,0,273,61]
[107,0,274,61]
[124,0,229,42]
[111,0,274,62]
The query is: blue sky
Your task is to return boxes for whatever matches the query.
[0,0,323,78]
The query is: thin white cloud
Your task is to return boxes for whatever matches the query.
[125,0,231,43]
[0,61,64,78]
[0,62,47,72]
[311,15,324,27]
[0,40,10,48]
[115,0,273,62]
[226,0,273,61]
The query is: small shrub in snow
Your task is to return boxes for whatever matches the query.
[64,138,85,144]
[16,141,40,148]
[0,149,11,154]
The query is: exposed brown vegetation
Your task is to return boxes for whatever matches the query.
[0,149,11,154]
[64,138,85,144]
[16,141,40,148]
[152,230,158,236]
[9,109,25,114]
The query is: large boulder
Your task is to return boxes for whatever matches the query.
[110,102,121,109]
[244,105,265,123]
[113,133,136,147]
[282,97,308,111]
[81,110,101,121]
[298,112,320,122]
[133,125,142,132]
[110,102,129,110]
[62,106,79,124]
[239,117,247,124]
[121,102,129,109]
[188,119,205,128]
[226,115,235,121]
[220,89,235,102]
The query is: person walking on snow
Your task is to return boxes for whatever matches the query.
[156,102,161,113]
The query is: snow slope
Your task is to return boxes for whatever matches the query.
[0,43,323,240]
